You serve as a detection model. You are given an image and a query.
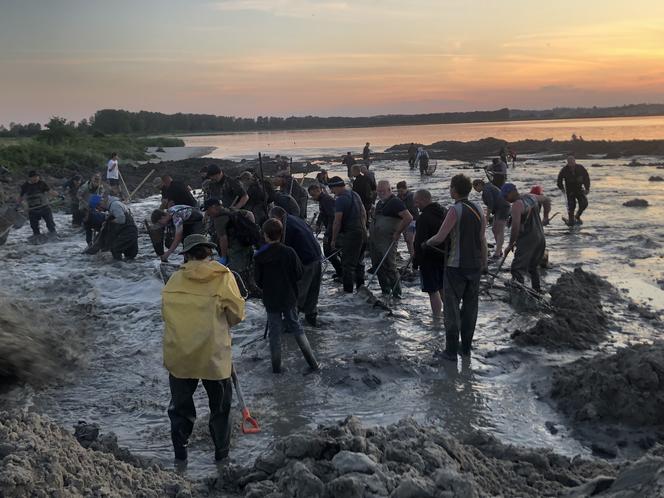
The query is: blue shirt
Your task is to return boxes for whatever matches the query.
[283,214,322,265]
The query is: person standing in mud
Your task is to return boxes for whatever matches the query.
[151,205,205,261]
[201,198,262,298]
[106,152,120,197]
[254,219,319,373]
[501,183,551,292]
[274,170,308,219]
[342,152,357,178]
[62,174,83,227]
[413,189,447,318]
[362,142,371,166]
[238,170,275,226]
[489,158,507,187]
[396,181,418,257]
[162,234,245,465]
[17,171,57,238]
[308,183,343,278]
[425,174,487,360]
[415,147,430,175]
[408,143,418,170]
[472,179,510,259]
[557,155,590,226]
[350,165,375,219]
[329,176,367,293]
[269,206,322,326]
[370,180,413,298]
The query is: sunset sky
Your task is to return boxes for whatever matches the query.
[1,0,664,125]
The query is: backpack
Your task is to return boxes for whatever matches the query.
[229,211,261,246]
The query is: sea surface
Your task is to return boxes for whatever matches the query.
[182,115,664,160]
[1,147,663,477]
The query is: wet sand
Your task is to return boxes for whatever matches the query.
[1,147,663,495]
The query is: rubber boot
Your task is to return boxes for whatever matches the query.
[567,211,575,226]
[295,334,319,371]
[269,333,282,373]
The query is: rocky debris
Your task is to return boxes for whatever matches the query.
[224,416,619,498]
[73,420,156,468]
[649,175,664,182]
[511,268,614,350]
[0,297,84,391]
[550,343,664,427]
[0,411,192,498]
[627,302,660,321]
[623,198,649,207]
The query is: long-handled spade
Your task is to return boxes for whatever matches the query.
[231,366,261,434]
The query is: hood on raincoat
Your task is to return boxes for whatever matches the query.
[162,259,245,380]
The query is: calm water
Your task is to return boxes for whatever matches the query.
[183,115,664,160]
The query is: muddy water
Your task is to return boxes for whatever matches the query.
[1,156,663,478]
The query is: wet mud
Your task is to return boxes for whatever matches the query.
[511,268,616,350]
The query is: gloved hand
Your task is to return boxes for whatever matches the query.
[217,256,228,266]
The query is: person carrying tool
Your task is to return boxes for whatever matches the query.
[269,206,322,326]
[17,170,58,238]
[274,170,308,219]
[557,155,590,226]
[308,183,343,278]
[472,179,510,259]
[254,219,319,373]
[203,164,249,208]
[238,170,274,226]
[151,205,206,261]
[502,183,551,293]
[425,174,487,360]
[370,180,413,298]
[161,234,246,465]
[329,176,367,293]
[415,147,430,175]
[202,198,262,298]
[413,189,447,318]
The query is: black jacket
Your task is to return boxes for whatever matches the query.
[557,164,590,193]
[254,242,303,312]
[413,202,447,269]
[352,174,374,213]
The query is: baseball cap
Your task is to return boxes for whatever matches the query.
[328,176,345,187]
[530,185,543,195]
[201,198,222,211]
[501,183,517,199]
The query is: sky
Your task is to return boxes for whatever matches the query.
[1,0,664,125]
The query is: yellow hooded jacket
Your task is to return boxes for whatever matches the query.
[162,260,245,380]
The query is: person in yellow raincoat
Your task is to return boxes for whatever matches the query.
[161,234,246,464]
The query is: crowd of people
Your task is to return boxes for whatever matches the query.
[11,146,591,466]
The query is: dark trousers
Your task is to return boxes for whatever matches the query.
[323,231,342,276]
[297,261,321,317]
[168,375,233,460]
[28,207,56,235]
[511,234,545,291]
[340,229,366,293]
[71,202,84,226]
[443,267,481,355]
[566,190,588,217]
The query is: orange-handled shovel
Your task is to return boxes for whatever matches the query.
[231,366,260,434]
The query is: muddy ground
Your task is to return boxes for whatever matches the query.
[1,140,663,495]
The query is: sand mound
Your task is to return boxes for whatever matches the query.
[550,343,664,427]
[511,268,614,350]
[223,416,616,498]
[0,297,85,391]
[0,411,191,498]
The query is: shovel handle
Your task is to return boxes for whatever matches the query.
[241,407,261,434]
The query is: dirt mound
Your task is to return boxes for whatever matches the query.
[0,297,85,391]
[0,411,191,498]
[649,176,664,182]
[550,343,664,427]
[511,268,614,350]
[223,416,616,498]
[623,198,649,207]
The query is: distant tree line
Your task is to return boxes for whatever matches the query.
[3,103,664,137]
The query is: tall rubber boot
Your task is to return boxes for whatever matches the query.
[295,334,319,371]
[269,331,282,373]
